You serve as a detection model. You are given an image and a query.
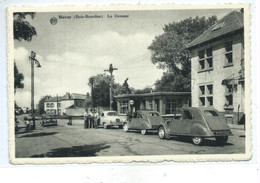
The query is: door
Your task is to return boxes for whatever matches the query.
[180,110,193,134]
[169,119,182,134]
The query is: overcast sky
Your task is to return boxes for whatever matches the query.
[14,8,236,107]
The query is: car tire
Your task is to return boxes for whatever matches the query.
[123,123,128,132]
[103,123,108,129]
[192,137,204,146]
[215,136,228,145]
[141,129,147,135]
[158,126,166,139]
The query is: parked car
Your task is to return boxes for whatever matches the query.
[158,107,232,145]
[98,111,126,129]
[123,110,163,135]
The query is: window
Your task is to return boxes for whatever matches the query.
[225,41,233,66]
[101,113,104,117]
[119,101,128,114]
[198,47,213,71]
[199,86,205,95]
[166,99,176,114]
[50,103,54,108]
[165,99,183,114]
[199,84,213,106]
[46,103,50,107]
[148,100,153,110]
[183,111,192,120]
[58,103,61,108]
[204,110,218,116]
[224,84,236,107]
[107,112,117,116]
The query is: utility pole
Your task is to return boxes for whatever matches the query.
[90,77,94,111]
[29,51,41,130]
[104,64,118,110]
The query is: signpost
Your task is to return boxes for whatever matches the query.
[129,100,134,116]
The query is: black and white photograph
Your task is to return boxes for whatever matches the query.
[8,4,251,163]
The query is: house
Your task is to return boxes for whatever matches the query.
[114,92,191,115]
[186,10,245,124]
[44,96,64,115]
[44,92,86,116]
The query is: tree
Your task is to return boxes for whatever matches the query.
[13,12,37,93]
[14,62,24,93]
[37,95,51,115]
[134,86,153,94]
[148,16,217,92]
[13,12,37,42]
[88,74,112,108]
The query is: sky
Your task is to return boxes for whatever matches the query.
[14,8,236,107]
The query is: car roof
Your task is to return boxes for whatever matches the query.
[102,111,117,113]
[182,107,219,113]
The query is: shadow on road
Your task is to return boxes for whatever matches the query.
[18,132,58,138]
[30,143,111,157]
[168,136,233,147]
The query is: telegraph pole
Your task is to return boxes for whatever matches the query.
[89,77,94,110]
[104,64,118,110]
[29,51,41,130]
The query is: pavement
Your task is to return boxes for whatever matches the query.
[14,117,246,158]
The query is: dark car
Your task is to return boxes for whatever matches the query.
[123,110,163,135]
[158,107,232,145]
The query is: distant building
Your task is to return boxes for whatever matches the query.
[44,92,86,116]
[187,10,245,124]
[114,92,191,115]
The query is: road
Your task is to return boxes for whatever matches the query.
[15,118,245,158]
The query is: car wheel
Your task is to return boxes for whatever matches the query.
[123,123,128,132]
[158,126,166,139]
[192,137,204,146]
[103,123,108,129]
[141,129,147,135]
[215,136,228,145]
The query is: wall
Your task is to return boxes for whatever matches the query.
[60,100,74,115]
[44,101,61,115]
[191,32,244,123]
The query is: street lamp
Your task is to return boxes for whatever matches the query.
[29,51,41,130]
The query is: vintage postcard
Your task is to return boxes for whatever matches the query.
[8,4,251,164]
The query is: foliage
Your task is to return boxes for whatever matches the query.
[13,12,37,93]
[38,95,51,115]
[134,86,153,94]
[14,62,24,93]
[120,78,131,94]
[148,16,217,92]
[13,12,37,42]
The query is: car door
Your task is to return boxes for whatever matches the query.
[169,118,182,134]
[180,110,193,134]
[132,112,143,129]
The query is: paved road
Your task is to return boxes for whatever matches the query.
[15,118,245,158]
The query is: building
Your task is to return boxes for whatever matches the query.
[44,96,63,115]
[44,92,86,116]
[114,92,191,115]
[186,10,245,124]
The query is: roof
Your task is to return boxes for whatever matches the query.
[186,10,244,49]
[114,92,191,99]
[45,96,66,102]
[45,93,86,102]
[70,93,86,100]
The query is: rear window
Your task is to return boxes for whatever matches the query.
[107,112,117,116]
[204,110,218,116]
[149,112,159,116]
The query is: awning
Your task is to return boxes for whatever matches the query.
[221,78,238,85]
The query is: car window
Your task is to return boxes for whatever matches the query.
[183,111,193,120]
[137,113,142,118]
[204,110,218,116]
[107,112,117,116]
[149,112,159,116]
[101,113,104,117]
